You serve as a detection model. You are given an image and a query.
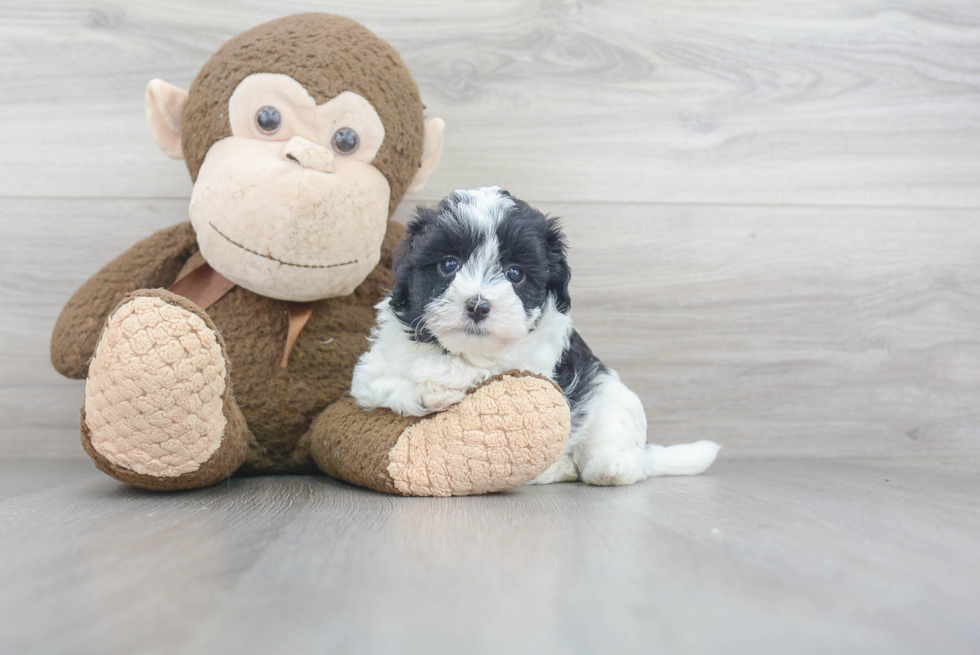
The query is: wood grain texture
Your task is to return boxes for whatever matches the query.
[0,457,977,655]
[0,1,978,205]
[3,4,979,653]
[560,202,980,457]
[3,198,978,458]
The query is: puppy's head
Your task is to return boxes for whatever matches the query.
[390,187,571,355]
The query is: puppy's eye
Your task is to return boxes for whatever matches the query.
[439,257,460,276]
[256,106,282,134]
[505,265,525,284]
[332,127,359,154]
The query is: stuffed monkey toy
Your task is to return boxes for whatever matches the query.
[50,14,570,496]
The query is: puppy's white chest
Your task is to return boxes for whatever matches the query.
[450,337,561,384]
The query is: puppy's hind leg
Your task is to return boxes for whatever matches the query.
[574,372,720,486]
[574,374,650,486]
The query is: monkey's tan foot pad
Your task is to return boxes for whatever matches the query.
[82,290,248,490]
[386,372,570,496]
[307,372,570,497]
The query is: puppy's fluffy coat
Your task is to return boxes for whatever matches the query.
[352,188,719,485]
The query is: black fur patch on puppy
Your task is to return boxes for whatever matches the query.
[554,330,608,413]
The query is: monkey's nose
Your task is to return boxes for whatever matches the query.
[465,297,491,323]
[283,136,334,173]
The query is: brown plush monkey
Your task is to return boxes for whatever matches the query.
[50,14,570,496]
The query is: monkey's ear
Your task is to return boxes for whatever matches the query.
[406,118,445,193]
[145,79,189,160]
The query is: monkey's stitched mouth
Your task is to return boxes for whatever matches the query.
[208,222,358,270]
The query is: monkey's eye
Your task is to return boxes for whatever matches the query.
[332,127,359,154]
[505,265,525,285]
[439,257,460,276]
[255,106,282,134]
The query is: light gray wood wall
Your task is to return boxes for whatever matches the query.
[2,0,978,458]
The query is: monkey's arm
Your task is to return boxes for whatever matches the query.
[51,222,199,379]
[304,371,570,496]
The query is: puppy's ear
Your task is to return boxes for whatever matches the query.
[545,217,572,313]
[389,246,413,312]
[390,206,437,311]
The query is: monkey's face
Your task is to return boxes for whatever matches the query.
[188,74,390,301]
[145,14,444,302]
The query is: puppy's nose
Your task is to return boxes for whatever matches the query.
[283,136,334,173]
[465,297,491,323]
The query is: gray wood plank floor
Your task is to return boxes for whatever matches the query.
[1,1,979,652]
[1,457,978,655]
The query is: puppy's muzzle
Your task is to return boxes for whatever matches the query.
[465,296,491,323]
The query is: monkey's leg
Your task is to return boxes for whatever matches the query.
[304,372,571,497]
[81,289,250,491]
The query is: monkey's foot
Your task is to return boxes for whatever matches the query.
[307,372,571,497]
[82,289,248,490]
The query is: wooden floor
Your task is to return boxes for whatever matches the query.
[2,1,979,653]
[1,457,978,655]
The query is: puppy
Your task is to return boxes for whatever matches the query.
[351,187,720,486]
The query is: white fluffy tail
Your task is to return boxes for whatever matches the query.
[644,441,721,477]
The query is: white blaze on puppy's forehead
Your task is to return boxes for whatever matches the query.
[446,187,514,233]
[457,235,503,288]
[438,186,515,287]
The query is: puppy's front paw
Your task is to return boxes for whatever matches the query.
[418,382,468,414]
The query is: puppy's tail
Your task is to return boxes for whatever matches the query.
[644,441,721,477]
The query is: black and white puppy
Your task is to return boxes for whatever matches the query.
[351,187,719,485]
